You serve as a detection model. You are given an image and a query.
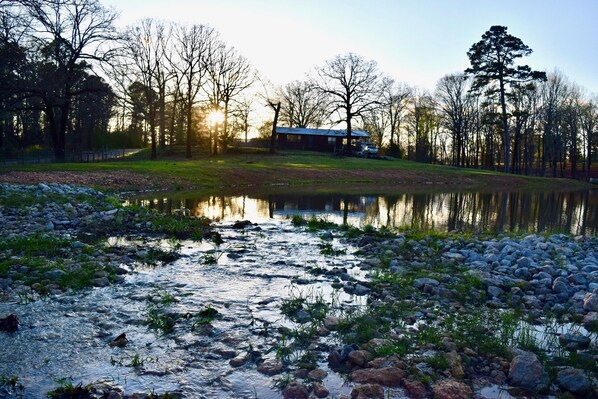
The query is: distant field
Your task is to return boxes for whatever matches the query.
[0,149,591,193]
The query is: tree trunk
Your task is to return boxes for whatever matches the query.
[269,102,281,154]
[498,76,510,173]
[159,84,166,149]
[185,99,192,159]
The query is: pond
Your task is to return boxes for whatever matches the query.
[129,188,598,236]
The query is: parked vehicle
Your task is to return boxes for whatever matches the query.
[356,142,379,158]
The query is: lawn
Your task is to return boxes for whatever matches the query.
[0,148,590,193]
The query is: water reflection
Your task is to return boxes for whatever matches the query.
[130,190,598,235]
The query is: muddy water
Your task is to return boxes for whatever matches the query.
[0,221,376,398]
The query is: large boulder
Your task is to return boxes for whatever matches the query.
[508,350,549,393]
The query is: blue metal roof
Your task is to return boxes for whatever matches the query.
[275,127,370,138]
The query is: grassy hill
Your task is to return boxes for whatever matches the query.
[0,149,590,193]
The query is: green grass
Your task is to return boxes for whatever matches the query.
[2,149,585,193]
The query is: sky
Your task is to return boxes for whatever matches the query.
[102,0,598,95]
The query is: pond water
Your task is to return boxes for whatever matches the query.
[129,189,598,236]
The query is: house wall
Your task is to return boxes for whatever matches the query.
[276,134,341,152]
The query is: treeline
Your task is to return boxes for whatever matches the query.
[1,0,596,178]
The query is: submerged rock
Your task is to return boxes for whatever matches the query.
[108,332,128,347]
[0,314,19,332]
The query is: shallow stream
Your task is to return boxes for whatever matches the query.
[0,220,374,398]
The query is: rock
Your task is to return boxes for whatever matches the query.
[307,368,327,381]
[552,276,569,294]
[556,367,590,395]
[45,269,67,280]
[559,333,591,350]
[583,293,598,311]
[0,314,19,332]
[229,352,251,367]
[487,286,503,298]
[347,350,372,368]
[232,220,252,229]
[443,252,465,262]
[328,344,358,367]
[445,351,465,379]
[350,367,405,387]
[402,379,427,399]
[312,382,330,398]
[508,350,549,393]
[413,278,440,290]
[432,379,472,399]
[354,284,371,296]
[583,312,598,331]
[91,277,110,287]
[517,257,533,268]
[109,332,128,347]
[257,359,283,375]
[282,382,309,399]
[351,384,384,399]
[323,315,340,330]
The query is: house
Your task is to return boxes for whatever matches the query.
[275,127,370,152]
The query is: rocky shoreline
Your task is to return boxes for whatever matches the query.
[0,183,597,398]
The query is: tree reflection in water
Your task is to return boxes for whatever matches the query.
[131,189,597,235]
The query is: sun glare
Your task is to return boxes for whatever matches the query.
[207,110,224,126]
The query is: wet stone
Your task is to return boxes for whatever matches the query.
[257,358,283,375]
[282,382,309,399]
[312,382,330,398]
[307,368,327,381]
[229,352,251,367]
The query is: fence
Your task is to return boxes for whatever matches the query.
[0,148,140,165]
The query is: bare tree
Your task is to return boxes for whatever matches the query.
[580,96,597,179]
[436,73,475,167]
[279,80,327,128]
[205,41,254,154]
[15,0,118,160]
[171,23,215,158]
[312,53,381,152]
[382,78,411,157]
[230,95,253,143]
[538,71,570,177]
[124,18,172,160]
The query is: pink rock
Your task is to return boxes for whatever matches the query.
[350,367,405,387]
[432,379,472,399]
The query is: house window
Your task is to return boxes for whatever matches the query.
[287,135,300,143]
[327,137,336,145]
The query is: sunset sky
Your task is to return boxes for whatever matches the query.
[103,0,598,94]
